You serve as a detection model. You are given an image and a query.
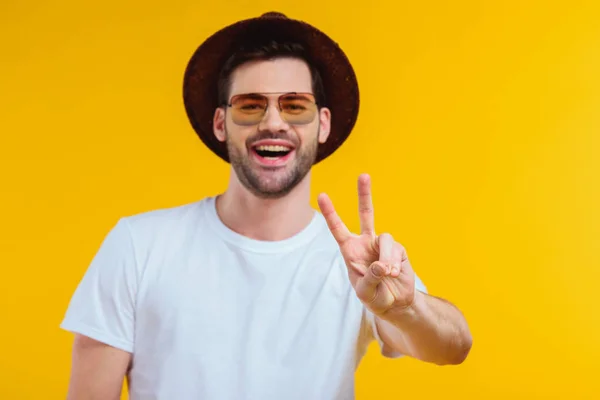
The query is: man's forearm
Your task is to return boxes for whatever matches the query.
[376,291,472,365]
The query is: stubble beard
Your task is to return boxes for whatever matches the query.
[225,126,319,199]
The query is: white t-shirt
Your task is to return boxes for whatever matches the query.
[60,197,427,400]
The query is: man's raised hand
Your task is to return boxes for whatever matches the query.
[317,174,416,316]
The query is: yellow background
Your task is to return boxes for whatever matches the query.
[1,0,599,398]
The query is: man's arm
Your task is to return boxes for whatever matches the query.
[376,290,472,365]
[317,175,472,365]
[66,334,132,400]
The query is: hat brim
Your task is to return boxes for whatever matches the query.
[182,13,360,164]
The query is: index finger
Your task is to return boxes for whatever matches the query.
[317,193,352,244]
[358,174,375,235]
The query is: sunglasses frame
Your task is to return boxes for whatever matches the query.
[224,92,319,126]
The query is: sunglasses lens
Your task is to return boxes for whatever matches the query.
[279,94,317,124]
[230,95,268,125]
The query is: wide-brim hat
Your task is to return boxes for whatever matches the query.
[182,11,360,164]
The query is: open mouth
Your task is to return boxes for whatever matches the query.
[251,144,295,166]
[254,145,292,159]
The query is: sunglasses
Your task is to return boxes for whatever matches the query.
[225,92,318,126]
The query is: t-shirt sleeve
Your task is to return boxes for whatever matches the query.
[365,272,428,359]
[60,218,138,353]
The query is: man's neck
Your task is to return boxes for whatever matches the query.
[215,173,315,242]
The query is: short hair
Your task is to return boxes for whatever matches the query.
[217,40,326,107]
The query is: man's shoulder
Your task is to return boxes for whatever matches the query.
[120,197,212,237]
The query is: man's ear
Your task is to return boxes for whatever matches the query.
[213,107,226,142]
[318,107,332,144]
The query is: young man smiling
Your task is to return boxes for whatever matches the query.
[61,12,472,400]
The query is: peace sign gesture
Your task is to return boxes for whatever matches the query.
[317,174,416,317]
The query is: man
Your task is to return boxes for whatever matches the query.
[61,11,472,400]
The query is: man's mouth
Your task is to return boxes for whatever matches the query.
[253,145,293,159]
[250,143,296,166]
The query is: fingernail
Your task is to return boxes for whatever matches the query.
[373,264,383,277]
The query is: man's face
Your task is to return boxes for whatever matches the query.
[213,57,331,199]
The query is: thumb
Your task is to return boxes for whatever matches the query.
[356,261,388,302]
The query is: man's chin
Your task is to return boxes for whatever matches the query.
[228,151,315,199]
[238,169,302,199]
[239,180,294,199]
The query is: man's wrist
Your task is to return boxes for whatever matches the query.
[381,289,425,326]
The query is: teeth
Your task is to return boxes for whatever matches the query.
[255,145,291,152]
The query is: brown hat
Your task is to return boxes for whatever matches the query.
[182,11,360,164]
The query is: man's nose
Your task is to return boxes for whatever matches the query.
[258,104,289,132]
